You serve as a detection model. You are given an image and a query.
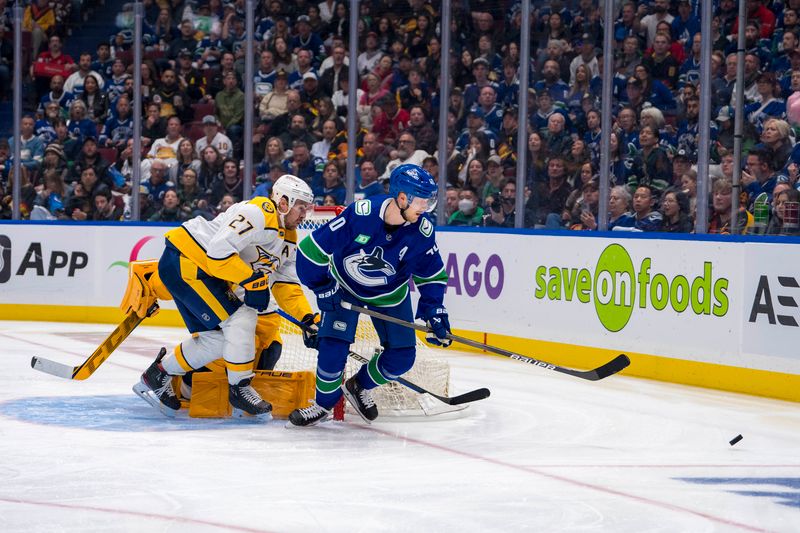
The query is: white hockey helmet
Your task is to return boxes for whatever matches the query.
[271,174,314,210]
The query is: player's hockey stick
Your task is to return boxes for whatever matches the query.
[340,302,630,382]
[275,309,490,406]
[31,303,160,380]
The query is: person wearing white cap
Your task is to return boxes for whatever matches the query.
[195,115,233,158]
[300,71,322,111]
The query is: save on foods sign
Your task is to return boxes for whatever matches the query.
[533,243,731,332]
[437,232,744,368]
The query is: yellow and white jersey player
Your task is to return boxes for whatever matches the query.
[132,174,318,418]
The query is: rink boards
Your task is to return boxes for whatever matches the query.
[0,221,798,402]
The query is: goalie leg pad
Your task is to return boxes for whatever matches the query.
[356,346,416,390]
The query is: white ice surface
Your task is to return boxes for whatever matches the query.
[0,320,798,533]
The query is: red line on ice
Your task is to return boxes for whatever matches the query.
[0,496,274,532]
[361,425,772,533]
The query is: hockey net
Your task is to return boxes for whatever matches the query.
[273,206,453,417]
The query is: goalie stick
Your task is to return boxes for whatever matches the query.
[31,303,160,380]
[340,302,630,382]
[275,309,490,406]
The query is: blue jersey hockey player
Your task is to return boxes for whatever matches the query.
[288,164,453,426]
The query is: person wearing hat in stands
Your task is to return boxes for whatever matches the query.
[175,48,205,103]
[483,154,506,199]
[671,148,695,187]
[744,72,787,135]
[623,76,650,118]
[357,31,382,75]
[569,33,599,86]
[40,143,68,182]
[463,57,499,109]
[196,115,233,158]
[291,14,326,66]
[70,136,112,186]
[299,71,323,115]
[714,105,740,153]
[455,107,498,153]
[496,106,519,167]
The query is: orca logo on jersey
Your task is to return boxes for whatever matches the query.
[344,247,396,287]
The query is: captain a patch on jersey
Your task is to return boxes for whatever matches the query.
[344,247,397,287]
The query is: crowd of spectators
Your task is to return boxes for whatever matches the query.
[1,0,799,235]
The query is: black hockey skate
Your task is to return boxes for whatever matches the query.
[343,376,378,423]
[229,378,272,419]
[132,347,181,417]
[287,401,332,427]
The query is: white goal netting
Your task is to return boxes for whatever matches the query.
[272,207,453,417]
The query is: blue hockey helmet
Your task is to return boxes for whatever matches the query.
[388,164,438,212]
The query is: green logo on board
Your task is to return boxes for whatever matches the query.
[534,244,730,332]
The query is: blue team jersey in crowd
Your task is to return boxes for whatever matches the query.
[296,195,448,310]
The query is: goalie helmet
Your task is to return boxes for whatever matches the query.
[272,174,314,211]
[388,164,438,212]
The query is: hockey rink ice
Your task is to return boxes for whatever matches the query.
[0,321,798,533]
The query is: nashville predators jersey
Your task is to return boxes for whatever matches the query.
[164,197,312,319]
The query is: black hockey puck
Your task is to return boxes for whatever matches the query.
[729,434,743,446]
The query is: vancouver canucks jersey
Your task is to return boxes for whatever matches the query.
[297,196,448,312]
